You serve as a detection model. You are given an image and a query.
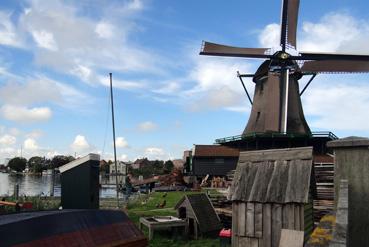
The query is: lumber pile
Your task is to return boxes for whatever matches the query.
[313,162,334,224]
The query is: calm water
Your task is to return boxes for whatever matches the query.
[0,172,124,198]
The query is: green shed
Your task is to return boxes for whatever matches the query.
[60,153,100,209]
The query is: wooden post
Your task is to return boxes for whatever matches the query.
[13,184,19,200]
[49,169,55,197]
[194,221,198,240]
[148,227,153,240]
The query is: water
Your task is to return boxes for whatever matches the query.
[0,172,125,198]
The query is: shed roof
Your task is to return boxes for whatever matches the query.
[175,193,222,233]
[327,136,369,148]
[59,153,100,173]
[192,145,239,157]
[230,147,314,204]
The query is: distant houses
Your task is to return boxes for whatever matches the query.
[109,161,128,175]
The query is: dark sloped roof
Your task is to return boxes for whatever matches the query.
[327,136,369,148]
[0,209,147,247]
[193,145,239,157]
[230,147,314,204]
[175,194,222,233]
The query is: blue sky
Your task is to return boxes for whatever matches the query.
[1,0,369,162]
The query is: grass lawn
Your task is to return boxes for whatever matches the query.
[126,190,221,247]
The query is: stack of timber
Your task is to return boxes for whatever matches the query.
[209,194,232,228]
[226,169,235,181]
[313,155,334,224]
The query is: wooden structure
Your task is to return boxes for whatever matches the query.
[0,209,147,246]
[230,147,315,247]
[327,136,369,247]
[139,216,186,240]
[185,145,239,177]
[59,153,100,209]
[174,193,222,239]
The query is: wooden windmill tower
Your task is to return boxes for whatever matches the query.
[200,0,369,138]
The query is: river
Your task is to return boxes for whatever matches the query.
[0,172,125,198]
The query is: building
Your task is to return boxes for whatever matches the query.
[132,158,150,170]
[109,161,127,175]
[175,193,222,239]
[184,145,239,177]
[230,147,316,247]
[60,153,100,209]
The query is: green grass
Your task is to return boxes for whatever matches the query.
[0,196,60,213]
[126,190,221,247]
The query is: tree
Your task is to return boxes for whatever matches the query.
[8,157,27,172]
[164,160,174,173]
[28,156,44,173]
[50,155,75,169]
[100,160,110,174]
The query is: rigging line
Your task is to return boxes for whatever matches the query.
[300,73,317,96]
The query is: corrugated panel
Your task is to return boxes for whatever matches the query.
[231,147,313,203]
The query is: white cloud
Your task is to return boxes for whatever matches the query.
[258,12,369,54]
[31,30,58,51]
[302,76,369,131]
[95,21,114,39]
[26,130,43,139]
[0,76,92,116]
[98,76,145,90]
[137,121,158,132]
[184,57,253,111]
[14,0,164,84]
[144,147,170,160]
[70,65,92,82]
[259,23,280,48]
[24,138,39,151]
[71,135,90,152]
[9,128,21,136]
[0,11,23,47]
[153,82,181,95]
[126,0,143,11]
[120,154,128,161]
[115,137,128,148]
[0,78,61,106]
[0,135,16,146]
[0,105,52,123]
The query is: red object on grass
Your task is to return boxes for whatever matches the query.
[219,228,232,237]
[21,202,33,209]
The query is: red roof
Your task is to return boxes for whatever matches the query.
[193,145,239,157]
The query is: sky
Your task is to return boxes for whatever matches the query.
[1,0,369,163]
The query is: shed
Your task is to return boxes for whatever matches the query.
[174,193,222,239]
[230,147,316,247]
[60,153,100,209]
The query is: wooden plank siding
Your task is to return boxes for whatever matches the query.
[232,202,308,247]
[232,202,306,247]
[231,148,315,247]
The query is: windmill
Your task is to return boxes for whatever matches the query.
[200,0,369,136]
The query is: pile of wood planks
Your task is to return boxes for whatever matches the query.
[313,162,334,224]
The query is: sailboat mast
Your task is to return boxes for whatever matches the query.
[109,73,119,208]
